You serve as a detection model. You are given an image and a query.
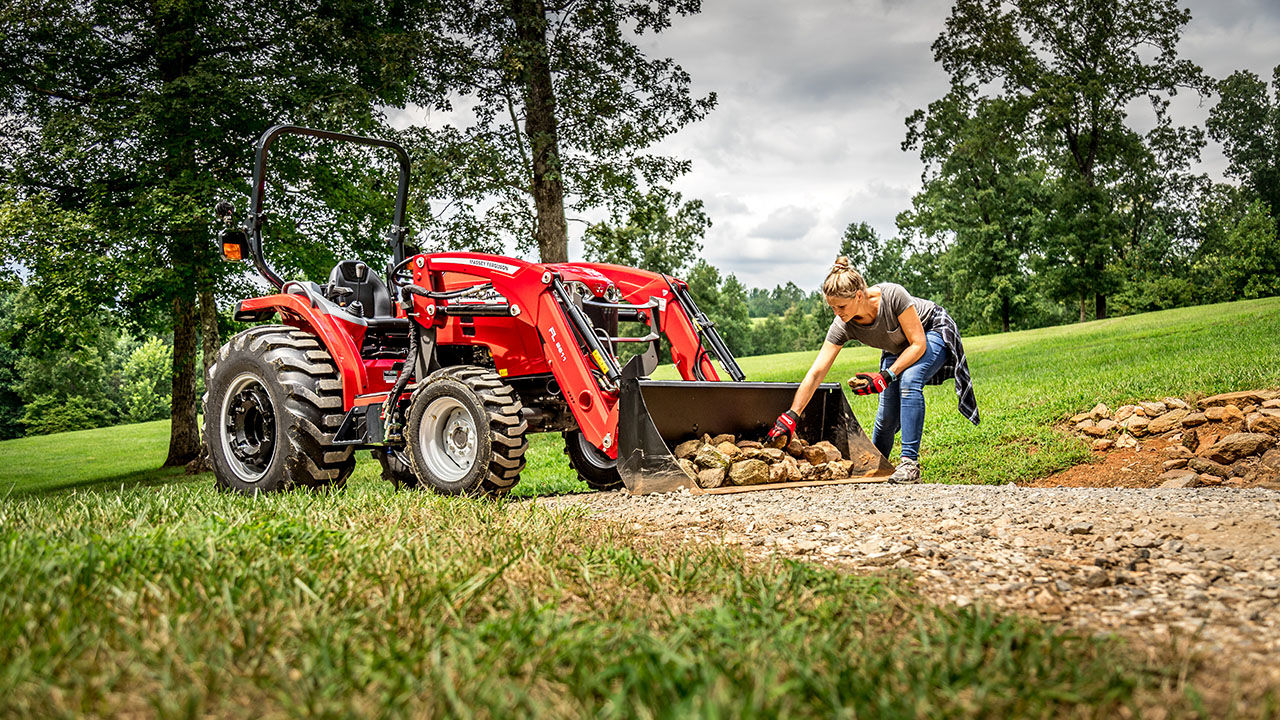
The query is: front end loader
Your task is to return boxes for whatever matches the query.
[205,125,890,495]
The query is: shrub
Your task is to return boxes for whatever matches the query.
[20,394,111,435]
[122,338,172,423]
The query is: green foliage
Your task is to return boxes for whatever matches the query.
[401,0,715,257]
[838,222,936,291]
[922,0,1210,320]
[1207,65,1280,229]
[19,394,112,436]
[583,187,710,275]
[0,193,118,346]
[746,282,806,317]
[0,284,26,439]
[1192,186,1280,301]
[11,304,124,433]
[0,0,437,460]
[122,338,173,424]
[901,92,1045,332]
[685,260,752,357]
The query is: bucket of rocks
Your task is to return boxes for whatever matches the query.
[616,376,893,494]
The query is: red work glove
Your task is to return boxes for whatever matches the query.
[850,368,897,395]
[768,410,800,442]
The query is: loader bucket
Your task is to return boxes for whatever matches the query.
[617,372,893,495]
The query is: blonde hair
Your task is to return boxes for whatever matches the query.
[822,256,867,298]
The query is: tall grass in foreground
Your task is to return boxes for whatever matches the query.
[1,477,1204,718]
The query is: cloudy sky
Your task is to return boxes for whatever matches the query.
[388,1,1280,290]
[616,0,1280,289]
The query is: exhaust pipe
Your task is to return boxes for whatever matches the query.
[617,364,892,495]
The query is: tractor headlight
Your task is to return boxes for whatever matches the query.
[604,284,622,303]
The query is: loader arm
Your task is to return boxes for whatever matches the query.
[407,253,626,459]
[563,263,745,382]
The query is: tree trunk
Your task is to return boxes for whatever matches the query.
[1079,293,1088,323]
[164,292,201,466]
[200,289,218,376]
[156,9,201,467]
[1001,295,1011,333]
[185,288,219,473]
[1095,292,1106,320]
[512,0,568,263]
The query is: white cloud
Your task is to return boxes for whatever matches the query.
[750,205,819,240]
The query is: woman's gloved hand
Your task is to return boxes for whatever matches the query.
[849,368,897,395]
[768,409,800,443]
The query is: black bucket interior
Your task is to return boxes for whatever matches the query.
[618,378,891,494]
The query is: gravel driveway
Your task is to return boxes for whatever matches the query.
[539,483,1280,687]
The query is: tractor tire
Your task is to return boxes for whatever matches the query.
[563,430,623,491]
[404,365,527,496]
[373,446,418,489]
[203,325,355,493]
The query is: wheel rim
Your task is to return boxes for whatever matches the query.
[220,372,277,482]
[418,396,478,483]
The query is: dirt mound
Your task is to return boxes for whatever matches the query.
[1030,390,1280,489]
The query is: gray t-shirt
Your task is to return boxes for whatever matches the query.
[825,283,936,355]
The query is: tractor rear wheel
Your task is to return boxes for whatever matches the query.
[404,366,527,496]
[203,325,355,493]
[563,430,623,491]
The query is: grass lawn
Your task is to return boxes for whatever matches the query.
[2,469,1207,717]
[3,298,1278,716]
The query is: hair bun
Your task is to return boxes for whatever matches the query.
[832,256,850,271]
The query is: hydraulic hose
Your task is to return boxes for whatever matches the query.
[381,319,419,443]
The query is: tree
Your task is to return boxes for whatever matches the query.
[0,282,28,439]
[582,187,709,274]
[122,338,174,424]
[838,222,880,275]
[1207,66,1280,230]
[1192,184,1280,302]
[838,221,914,287]
[685,261,751,357]
[901,91,1046,332]
[928,0,1210,320]
[1,0,435,464]
[403,0,716,262]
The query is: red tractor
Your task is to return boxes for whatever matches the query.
[207,126,886,495]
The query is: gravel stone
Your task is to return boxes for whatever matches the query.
[538,484,1280,687]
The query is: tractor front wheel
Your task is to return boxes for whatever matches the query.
[203,325,355,493]
[404,366,527,496]
[563,430,623,491]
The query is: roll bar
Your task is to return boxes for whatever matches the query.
[241,125,412,289]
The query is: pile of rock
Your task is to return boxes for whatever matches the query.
[673,434,857,489]
[1068,389,1280,488]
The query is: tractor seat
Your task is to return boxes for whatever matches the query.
[327,260,393,319]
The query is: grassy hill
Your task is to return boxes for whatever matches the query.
[1,298,1278,716]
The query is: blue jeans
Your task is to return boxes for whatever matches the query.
[873,330,947,462]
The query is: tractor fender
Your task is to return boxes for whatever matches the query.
[235,293,369,409]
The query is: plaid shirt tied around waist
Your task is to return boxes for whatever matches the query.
[881,306,980,425]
